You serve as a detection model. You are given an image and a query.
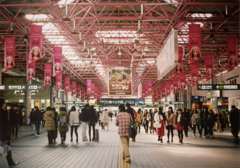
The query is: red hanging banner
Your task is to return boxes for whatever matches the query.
[227,36,238,71]
[175,46,183,75]
[205,53,213,81]
[161,85,166,98]
[189,24,202,64]
[76,84,81,98]
[44,64,51,87]
[4,37,15,72]
[180,72,186,91]
[173,77,179,94]
[64,77,70,94]
[56,72,62,91]
[27,54,36,81]
[191,64,198,87]
[53,47,63,77]
[29,25,42,64]
[166,81,171,96]
[71,81,76,96]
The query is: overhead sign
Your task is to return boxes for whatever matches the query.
[0,84,43,90]
[98,99,135,106]
[160,101,184,105]
[197,84,240,90]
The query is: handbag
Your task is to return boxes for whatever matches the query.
[153,122,162,128]
[129,115,137,138]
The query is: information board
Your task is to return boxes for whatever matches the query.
[0,84,43,90]
[197,84,240,90]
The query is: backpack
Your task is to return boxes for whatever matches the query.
[59,115,67,127]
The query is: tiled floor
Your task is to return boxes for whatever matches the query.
[1,119,239,168]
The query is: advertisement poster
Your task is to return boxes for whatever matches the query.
[27,55,36,81]
[191,64,198,87]
[161,85,166,98]
[189,24,202,64]
[71,81,76,96]
[227,36,238,71]
[4,37,15,72]
[81,87,85,100]
[175,46,183,75]
[44,64,51,87]
[56,72,62,91]
[76,84,81,98]
[109,67,132,96]
[157,87,162,99]
[29,25,42,64]
[87,79,92,96]
[64,77,70,94]
[180,72,186,91]
[205,53,213,81]
[173,77,179,94]
[166,81,171,96]
[53,47,62,77]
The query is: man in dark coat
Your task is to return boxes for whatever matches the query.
[229,105,240,144]
[88,106,97,141]
[183,108,190,137]
[81,104,89,141]
[32,106,42,136]
[12,105,22,138]
[126,103,134,120]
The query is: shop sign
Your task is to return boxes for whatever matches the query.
[0,84,43,90]
[162,102,184,105]
[206,91,220,98]
[98,99,135,106]
[197,84,240,90]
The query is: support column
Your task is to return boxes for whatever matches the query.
[25,79,31,124]
[187,86,192,110]
[179,89,187,109]
[50,85,55,108]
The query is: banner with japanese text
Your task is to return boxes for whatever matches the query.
[173,77,178,94]
[205,53,213,81]
[4,37,15,72]
[189,24,202,64]
[191,64,198,87]
[29,25,42,64]
[44,64,51,87]
[53,47,62,77]
[109,66,132,96]
[175,46,183,75]
[27,54,36,81]
[56,72,62,91]
[227,36,238,71]
[64,77,70,94]
[71,81,76,96]
[180,72,186,91]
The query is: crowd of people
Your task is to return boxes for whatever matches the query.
[1,97,239,166]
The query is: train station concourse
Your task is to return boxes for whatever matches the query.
[0,0,240,168]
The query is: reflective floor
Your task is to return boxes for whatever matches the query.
[1,119,239,168]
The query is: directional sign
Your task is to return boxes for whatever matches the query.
[197,84,240,90]
[0,84,43,90]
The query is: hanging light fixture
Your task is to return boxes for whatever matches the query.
[62,4,71,21]
[86,48,90,58]
[78,32,83,44]
[137,20,142,34]
[82,41,87,52]
[71,20,78,34]
[118,47,122,56]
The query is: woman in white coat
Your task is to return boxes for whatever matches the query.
[69,106,80,142]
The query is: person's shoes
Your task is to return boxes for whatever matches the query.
[193,134,196,137]
[179,140,181,143]
[53,139,56,143]
[125,157,131,163]
[158,137,160,141]
[70,138,73,142]
[167,140,169,143]
[9,161,19,168]
[171,139,173,143]
[181,140,183,144]
[82,138,88,141]
[203,136,206,138]
[61,138,63,144]
[92,138,95,141]
[186,135,188,137]
[199,134,202,138]
[76,137,78,142]
[161,139,163,143]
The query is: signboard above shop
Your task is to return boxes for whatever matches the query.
[197,84,240,90]
[98,99,135,106]
[0,84,43,90]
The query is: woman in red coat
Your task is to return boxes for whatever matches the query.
[154,107,166,143]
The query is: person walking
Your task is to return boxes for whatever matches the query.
[81,104,89,141]
[136,109,143,134]
[116,104,132,163]
[12,105,21,138]
[143,110,149,133]
[191,109,201,137]
[202,107,209,138]
[41,109,46,128]
[103,109,110,131]
[229,105,240,144]
[44,107,56,144]
[57,107,69,144]
[165,107,176,143]
[6,104,14,145]
[126,103,134,122]
[52,108,58,143]
[218,107,226,132]
[147,109,154,134]
[207,109,215,139]
[88,106,97,141]
[69,106,80,142]
[32,106,42,137]
[176,109,186,143]
[99,111,104,129]
[154,107,165,143]
[214,110,222,132]
[183,108,190,137]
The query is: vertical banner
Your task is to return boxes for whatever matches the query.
[157,87,162,99]
[53,47,63,77]
[44,64,52,87]
[76,84,81,98]
[166,81,171,96]
[71,81,76,96]
[205,53,213,81]
[173,77,179,94]
[109,67,132,96]
[175,46,183,75]
[27,55,36,81]
[4,37,15,72]
[180,72,186,91]
[56,72,62,91]
[189,24,202,64]
[147,80,152,96]
[64,77,70,94]
[227,36,238,71]
[191,64,198,87]
[29,25,42,64]
[161,85,166,98]
[87,79,92,96]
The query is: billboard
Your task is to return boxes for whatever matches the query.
[109,66,132,96]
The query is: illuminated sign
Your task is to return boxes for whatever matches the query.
[0,84,43,90]
[197,84,240,90]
